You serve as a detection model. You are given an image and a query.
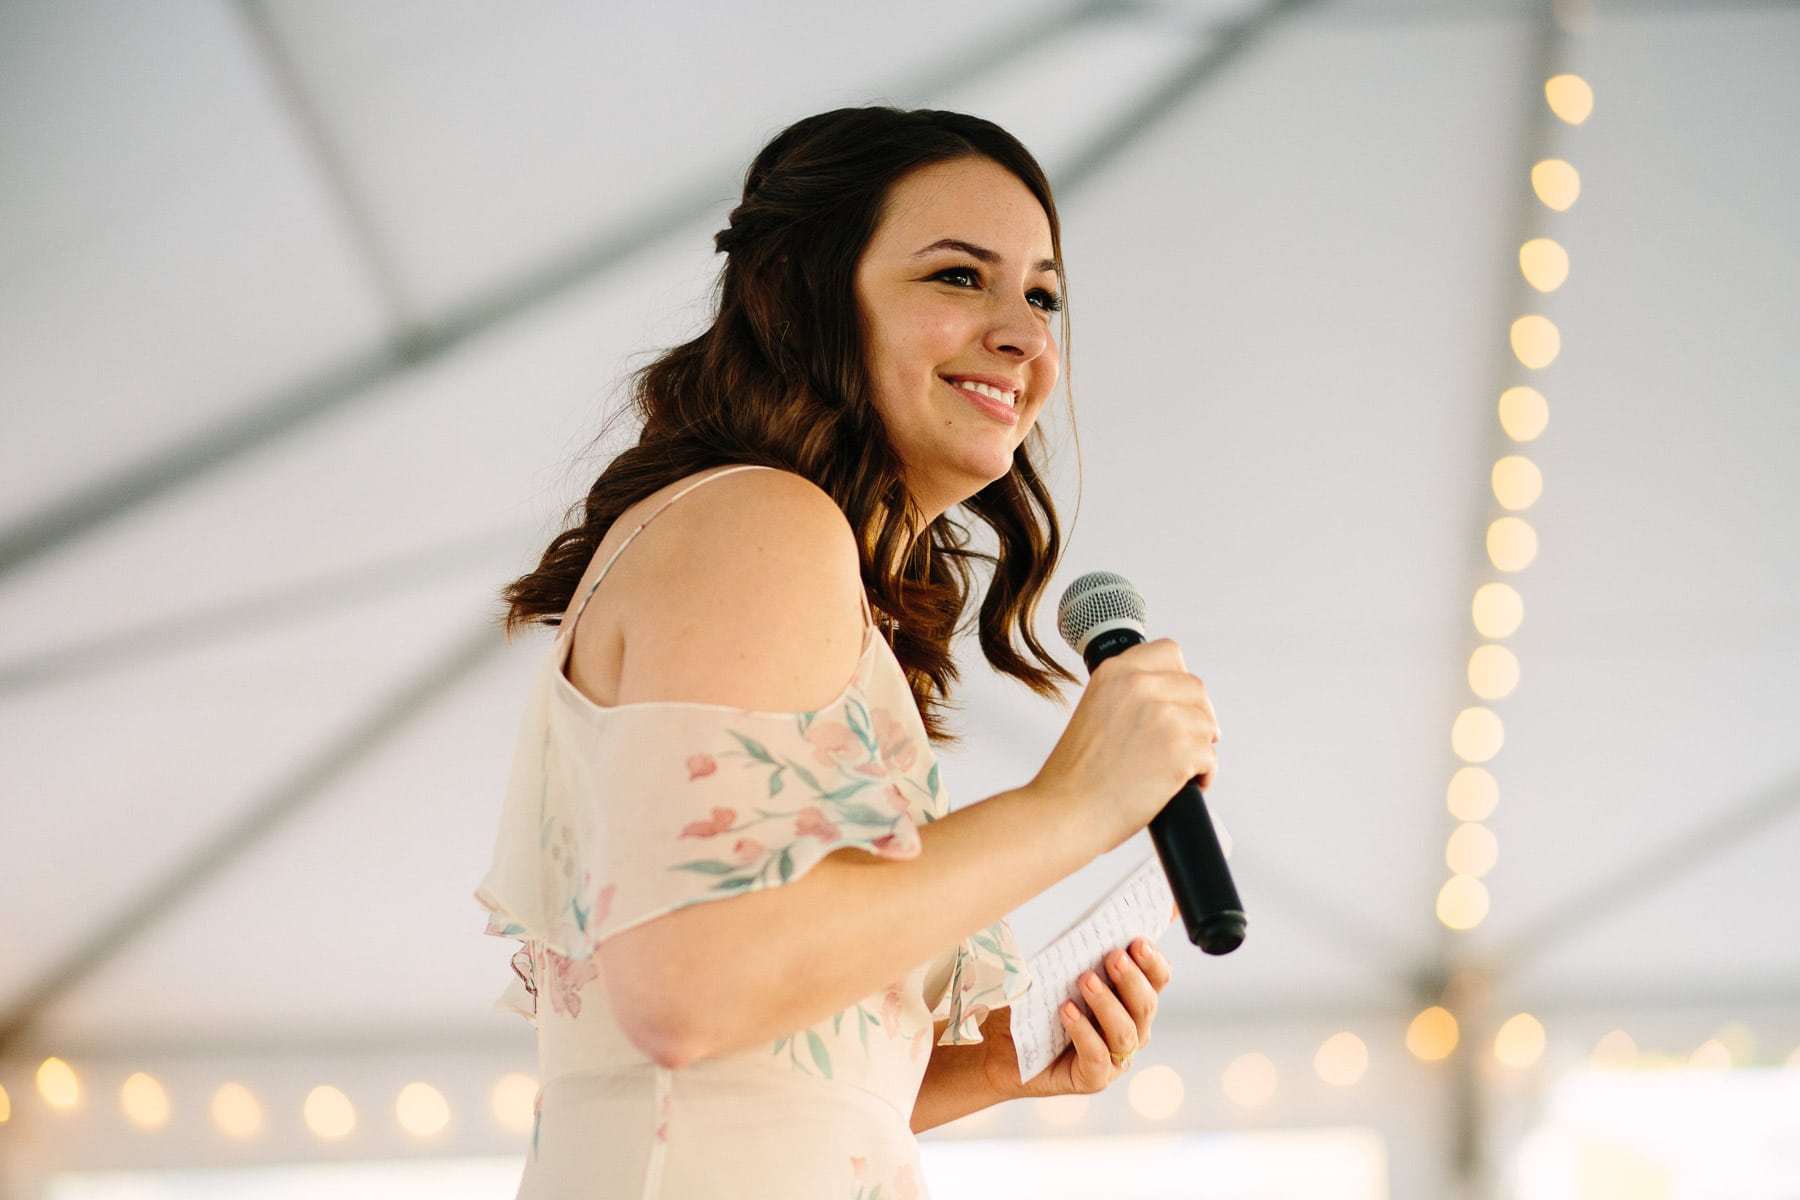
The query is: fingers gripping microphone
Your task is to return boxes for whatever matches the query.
[1057,571,1246,955]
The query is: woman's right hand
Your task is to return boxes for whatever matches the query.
[1030,639,1220,849]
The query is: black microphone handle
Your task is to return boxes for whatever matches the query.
[1082,627,1246,955]
[1150,781,1246,955]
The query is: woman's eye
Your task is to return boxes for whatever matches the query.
[1029,288,1064,314]
[932,266,980,288]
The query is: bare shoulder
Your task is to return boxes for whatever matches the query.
[583,467,867,711]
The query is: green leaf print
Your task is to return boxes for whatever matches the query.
[713,876,756,892]
[971,931,1003,956]
[778,847,794,884]
[818,780,871,802]
[845,699,875,753]
[673,860,739,875]
[836,803,891,826]
[728,731,777,765]
[926,762,939,799]
[786,760,823,792]
[806,1029,832,1078]
[768,768,786,797]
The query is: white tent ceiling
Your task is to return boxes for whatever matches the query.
[2,0,1798,1194]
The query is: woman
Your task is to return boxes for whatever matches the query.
[478,107,1220,1198]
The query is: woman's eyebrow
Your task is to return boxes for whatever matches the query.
[912,238,1060,277]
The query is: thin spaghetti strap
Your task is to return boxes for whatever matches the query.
[563,465,775,637]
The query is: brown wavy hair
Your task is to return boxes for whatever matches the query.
[503,106,1075,739]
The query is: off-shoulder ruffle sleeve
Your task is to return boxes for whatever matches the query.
[475,634,943,1020]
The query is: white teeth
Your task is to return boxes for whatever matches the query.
[957,379,1015,406]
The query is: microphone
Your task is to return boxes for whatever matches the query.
[1057,571,1246,955]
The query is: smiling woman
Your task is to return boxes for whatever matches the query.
[476,106,1220,1200]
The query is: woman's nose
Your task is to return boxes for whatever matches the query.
[983,295,1051,360]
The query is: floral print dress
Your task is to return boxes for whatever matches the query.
[476,466,1031,1199]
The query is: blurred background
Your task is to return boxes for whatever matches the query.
[2,1,1797,1197]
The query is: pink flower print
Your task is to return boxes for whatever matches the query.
[591,882,615,928]
[686,753,718,780]
[542,947,599,1017]
[910,1027,929,1063]
[850,1155,870,1181]
[655,1090,671,1143]
[794,806,841,842]
[805,718,861,768]
[678,807,736,838]
[881,988,903,1039]
[872,710,917,771]
[732,837,764,864]
[877,784,908,816]
[871,826,918,858]
[892,1163,919,1200]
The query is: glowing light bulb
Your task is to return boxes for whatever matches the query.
[1407,1006,1460,1061]
[1519,239,1570,292]
[1531,159,1581,211]
[121,1072,170,1129]
[1437,875,1490,930]
[1545,74,1594,124]
[1447,767,1499,821]
[396,1082,451,1137]
[1492,456,1543,511]
[1495,1013,1547,1067]
[1314,1032,1369,1087]
[1221,1053,1277,1107]
[0,1083,10,1124]
[304,1085,356,1140]
[1690,1040,1731,1071]
[1487,517,1538,572]
[211,1082,264,1139]
[1499,386,1549,442]
[1037,1093,1089,1127]
[1472,583,1524,638]
[1446,823,1499,877]
[490,1073,539,1134]
[1592,1030,1638,1069]
[1511,315,1561,369]
[1468,643,1520,700]
[1452,707,1504,763]
[37,1057,79,1109]
[1128,1064,1186,1119]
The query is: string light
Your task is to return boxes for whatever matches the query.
[37,1057,80,1109]
[1447,767,1499,821]
[211,1082,264,1139]
[1406,1007,1460,1061]
[1436,875,1490,930]
[396,1082,452,1137]
[1036,1093,1089,1127]
[1494,1013,1547,1067]
[1510,315,1561,369]
[1518,238,1570,292]
[0,1082,10,1124]
[1487,517,1539,572]
[1452,706,1505,762]
[1545,74,1595,124]
[303,1085,356,1140]
[1591,1030,1638,1069]
[1468,643,1521,699]
[121,1072,171,1129]
[1314,1033,1369,1087]
[1221,1053,1277,1107]
[1530,160,1581,211]
[1445,823,1499,876]
[1471,583,1524,638]
[1498,387,1550,442]
[490,1073,538,1134]
[1127,1065,1186,1119]
[1491,456,1544,511]
[1689,1040,1731,1071]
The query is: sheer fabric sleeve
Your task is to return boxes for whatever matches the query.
[475,642,934,1019]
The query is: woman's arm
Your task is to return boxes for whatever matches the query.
[579,471,1214,1069]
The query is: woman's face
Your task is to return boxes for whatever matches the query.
[855,155,1062,522]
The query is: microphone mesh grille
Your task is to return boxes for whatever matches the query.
[1056,571,1148,652]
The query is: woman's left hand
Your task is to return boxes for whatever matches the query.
[976,937,1173,1101]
